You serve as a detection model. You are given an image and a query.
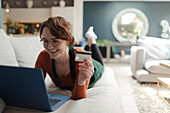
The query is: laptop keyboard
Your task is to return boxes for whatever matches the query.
[49,98,61,106]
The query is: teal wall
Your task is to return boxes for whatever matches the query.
[84,2,170,41]
[0,0,1,29]
[83,1,170,54]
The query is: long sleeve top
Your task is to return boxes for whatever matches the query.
[35,47,91,100]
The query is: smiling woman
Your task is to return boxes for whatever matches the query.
[35,16,104,100]
[112,8,149,43]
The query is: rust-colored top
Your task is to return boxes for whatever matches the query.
[35,47,91,100]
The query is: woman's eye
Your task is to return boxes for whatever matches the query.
[53,40,59,43]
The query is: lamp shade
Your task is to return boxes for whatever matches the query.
[5,3,10,13]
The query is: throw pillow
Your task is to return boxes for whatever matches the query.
[8,36,44,67]
[167,46,170,60]
[138,36,170,60]
[0,30,19,66]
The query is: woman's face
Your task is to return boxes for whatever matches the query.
[41,27,68,60]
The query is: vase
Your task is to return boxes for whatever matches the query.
[59,0,66,7]
[7,27,16,34]
[19,28,25,34]
[26,0,33,8]
[53,0,58,6]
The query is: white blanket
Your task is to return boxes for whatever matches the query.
[4,67,125,113]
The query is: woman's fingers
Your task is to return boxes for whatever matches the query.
[79,66,94,74]
[79,60,94,69]
[80,68,92,76]
[78,60,94,82]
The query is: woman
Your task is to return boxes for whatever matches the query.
[35,16,104,100]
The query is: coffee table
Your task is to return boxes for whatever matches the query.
[157,77,170,106]
[160,62,170,69]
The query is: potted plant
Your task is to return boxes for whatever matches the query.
[96,39,115,58]
[6,18,19,34]
[18,24,27,34]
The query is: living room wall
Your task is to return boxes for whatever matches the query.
[83,1,170,41]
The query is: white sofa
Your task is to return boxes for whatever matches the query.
[0,30,125,113]
[130,36,170,83]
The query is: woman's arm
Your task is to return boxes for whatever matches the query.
[35,51,49,79]
[71,60,94,100]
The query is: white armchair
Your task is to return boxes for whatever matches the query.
[130,36,170,83]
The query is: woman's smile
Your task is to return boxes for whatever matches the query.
[49,49,59,54]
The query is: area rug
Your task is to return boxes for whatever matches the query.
[130,79,170,113]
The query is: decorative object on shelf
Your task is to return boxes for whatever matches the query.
[5,2,10,13]
[53,0,58,6]
[3,0,7,8]
[15,0,21,6]
[6,18,19,34]
[42,0,48,6]
[26,0,33,8]
[59,0,66,7]
[120,49,125,57]
[5,18,28,34]
[160,19,170,39]
[18,24,27,34]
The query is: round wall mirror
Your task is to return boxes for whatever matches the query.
[112,8,149,43]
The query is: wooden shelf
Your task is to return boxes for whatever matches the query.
[2,21,42,24]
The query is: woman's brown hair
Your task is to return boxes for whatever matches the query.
[39,16,74,46]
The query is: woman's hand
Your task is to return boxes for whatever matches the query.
[78,60,94,86]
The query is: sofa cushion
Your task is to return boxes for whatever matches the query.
[0,29,19,66]
[44,67,125,113]
[8,36,44,67]
[144,59,170,74]
[138,36,170,60]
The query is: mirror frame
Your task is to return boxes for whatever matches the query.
[112,8,149,43]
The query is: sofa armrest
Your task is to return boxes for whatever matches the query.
[130,46,146,75]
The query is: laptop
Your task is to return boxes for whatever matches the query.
[0,65,70,112]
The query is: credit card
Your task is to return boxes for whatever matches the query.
[75,51,92,61]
